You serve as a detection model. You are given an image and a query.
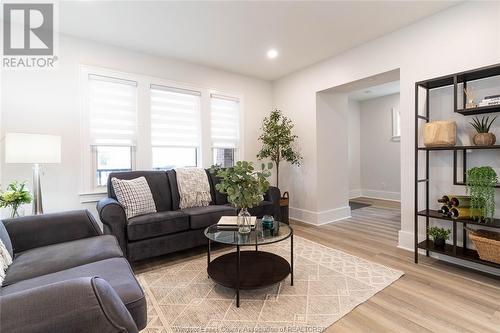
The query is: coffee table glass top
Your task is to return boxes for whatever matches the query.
[204,220,292,246]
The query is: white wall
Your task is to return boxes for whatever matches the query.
[359,93,401,201]
[1,35,272,218]
[272,1,500,253]
[348,99,361,198]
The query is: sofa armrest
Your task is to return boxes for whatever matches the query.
[0,277,138,333]
[2,210,101,254]
[97,198,128,257]
[264,186,281,221]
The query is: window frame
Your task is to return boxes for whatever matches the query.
[80,65,244,193]
[92,145,136,188]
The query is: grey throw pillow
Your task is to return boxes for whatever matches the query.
[111,176,157,219]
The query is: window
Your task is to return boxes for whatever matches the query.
[392,107,401,141]
[88,74,137,187]
[150,85,201,169]
[210,94,240,167]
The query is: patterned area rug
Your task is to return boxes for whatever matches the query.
[136,236,403,333]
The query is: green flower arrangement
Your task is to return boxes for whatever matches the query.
[466,166,498,221]
[0,181,32,218]
[211,161,271,210]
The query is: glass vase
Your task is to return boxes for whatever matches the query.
[237,208,252,234]
[10,205,22,218]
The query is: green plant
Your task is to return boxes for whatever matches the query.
[257,109,302,188]
[211,161,272,209]
[466,166,498,220]
[470,116,497,133]
[0,181,32,218]
[428,226,451,240]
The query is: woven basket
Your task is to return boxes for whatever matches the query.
[280,191,289,207]
[467,228,500,264]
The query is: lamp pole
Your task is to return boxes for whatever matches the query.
[32,163,43,215]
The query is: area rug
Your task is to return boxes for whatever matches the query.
[136,236,403,333]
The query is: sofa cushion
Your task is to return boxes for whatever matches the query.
[0,222,13,258]
[111,176,157,219]
[182,205,236,230]
[127,211,189,241]
[0,257,146,330]
[248,201,275,218]
[3,235,123,286]
[206,171,228,205]
[108,171,172,212]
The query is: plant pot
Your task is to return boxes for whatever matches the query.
[434,237,446,248]
[473,133,496,146]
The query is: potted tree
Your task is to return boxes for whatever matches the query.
[466,166,498,221]
[257,109,302,221]
[212,161,271,234]
[428,226,451,248]
[470,116,496,146]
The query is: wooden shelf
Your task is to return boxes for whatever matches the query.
[456,104,500,116]
[417,240,500,269]
[418,145,500,151]
[416,63,500,90]
[417,209,500,229]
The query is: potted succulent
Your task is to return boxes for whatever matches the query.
[428,226,451,248]
[0,181,32,218]
[212,161,271,234]
[470,116,497,146]
[466,166,498,221]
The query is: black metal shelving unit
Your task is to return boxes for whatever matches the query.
[415,63,500,269]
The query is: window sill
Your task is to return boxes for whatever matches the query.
[79,191,107,204]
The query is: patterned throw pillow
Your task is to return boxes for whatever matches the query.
[0,239,13,286]
[111,176,157,219]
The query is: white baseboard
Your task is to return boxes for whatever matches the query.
[289,206,351,226]
[359,189,400,201]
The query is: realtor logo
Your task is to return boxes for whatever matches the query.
[2,2,58,69]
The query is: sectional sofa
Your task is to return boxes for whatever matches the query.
[97,170,281,262]
[0,210,146,333]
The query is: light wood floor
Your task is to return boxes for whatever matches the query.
[292,204,500,333]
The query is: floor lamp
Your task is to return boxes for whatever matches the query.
[5,133,61,215]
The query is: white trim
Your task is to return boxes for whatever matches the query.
[360,189,400,201]
[79,191,107,204]
[289,206,351,225]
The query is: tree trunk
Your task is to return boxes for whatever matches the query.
[276,160,279,189]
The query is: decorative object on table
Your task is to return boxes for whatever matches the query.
[478,94,500,107]
[465,166,498,221]
[466,228,500,264]
[428,226,451,248]
[0,181,32,218]
[174,167,212,209]
[470,116,497,146]
[463,87,477,109]
[423,121,457,147]
[4,133,61,215]
[261,215,274,231]
[211,161,271,234]
[217,216,257,230]
[256,109,302,221]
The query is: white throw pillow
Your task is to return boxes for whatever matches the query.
[0,239,13,286]
[111,176,157,219]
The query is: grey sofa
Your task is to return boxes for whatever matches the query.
[0,210,146,333]
[97,170,281,262]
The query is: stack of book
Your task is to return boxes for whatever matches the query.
[478,94,500,107]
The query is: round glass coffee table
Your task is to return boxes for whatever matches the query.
[204,221,293,307]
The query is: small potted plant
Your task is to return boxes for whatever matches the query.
[212,161,271,234]
[466,166,498,221]
[428,226,451,248]
[0,181,32,218]
[470,116,496,146]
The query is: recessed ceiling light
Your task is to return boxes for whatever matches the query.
[267,49,278,59]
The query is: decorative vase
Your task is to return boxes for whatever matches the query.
[10,205,22,218]
[473,133,496,146]
[434,237,446,248]
[237,208,252,234]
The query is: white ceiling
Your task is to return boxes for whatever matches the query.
[59,1,458,81]
[348,81,400,101]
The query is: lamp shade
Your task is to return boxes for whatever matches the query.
[5,133,61,164]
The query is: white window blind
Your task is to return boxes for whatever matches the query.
[150,85,201,147]
[210,94,240,148]
[88,74,138,146]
